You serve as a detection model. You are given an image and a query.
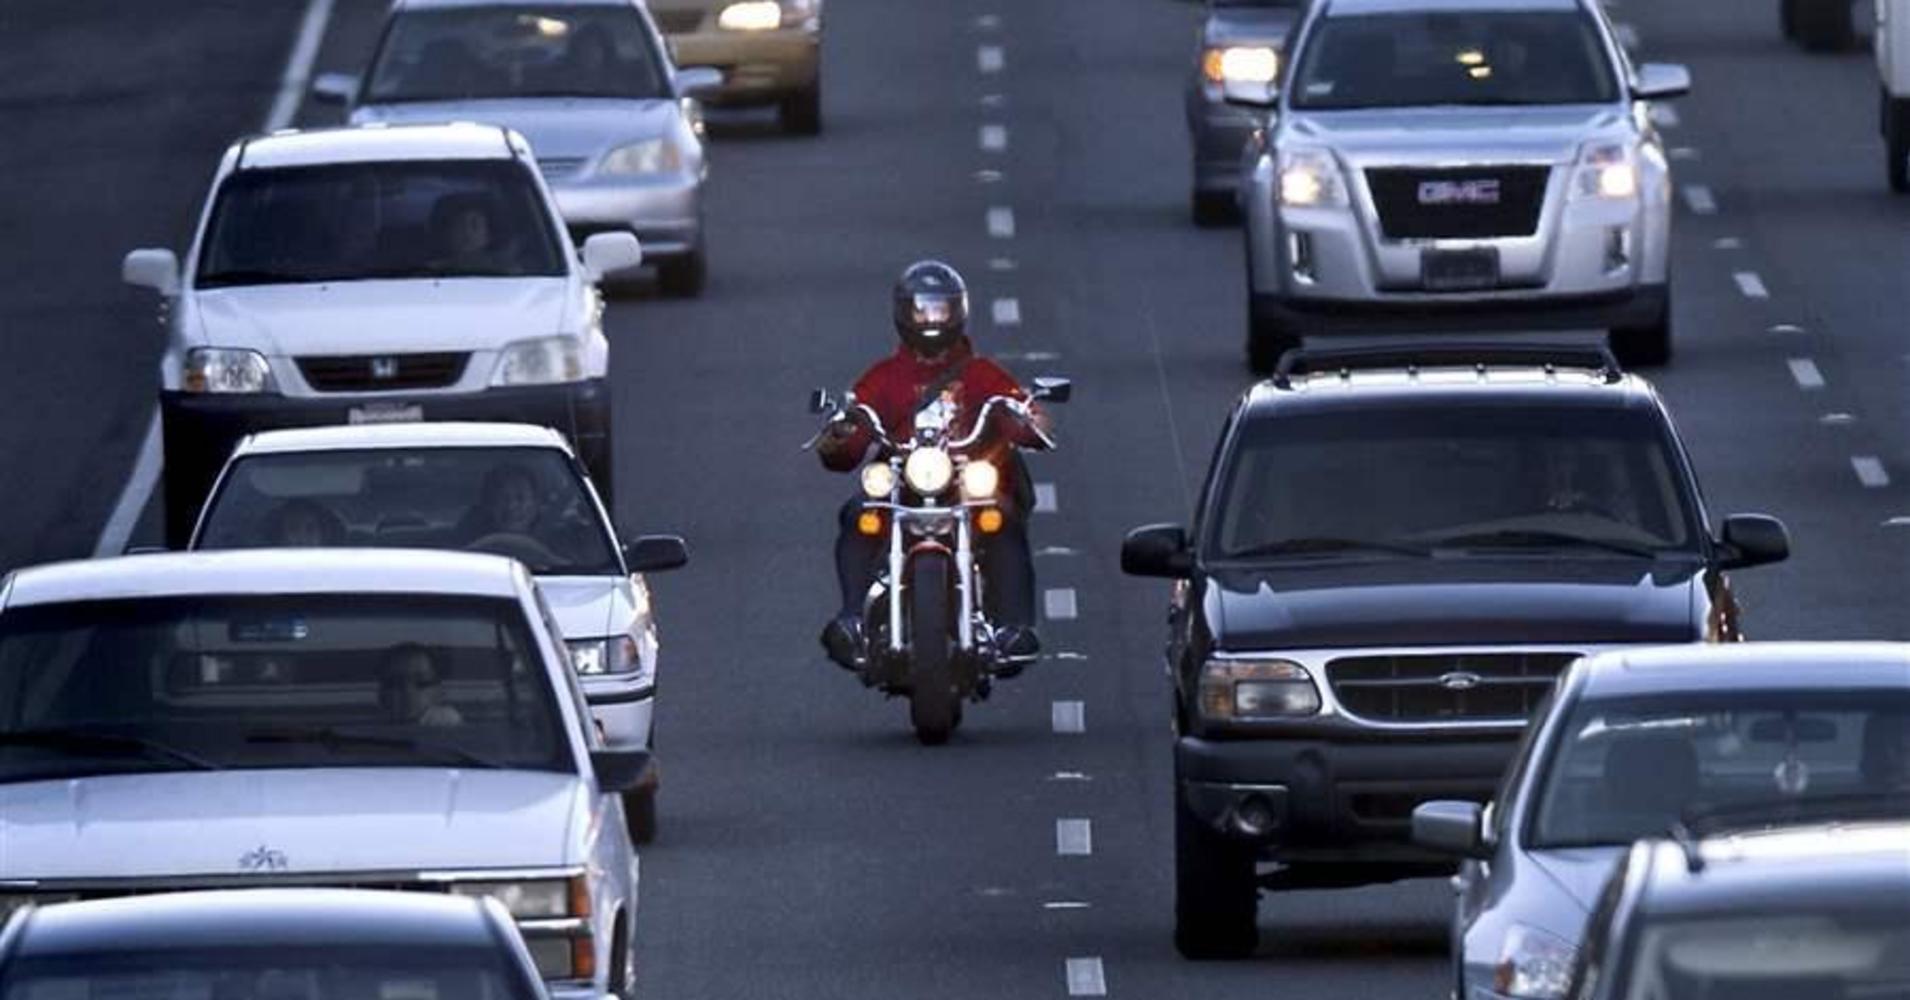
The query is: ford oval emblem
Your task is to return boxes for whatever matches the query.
[1439,671,1484,692]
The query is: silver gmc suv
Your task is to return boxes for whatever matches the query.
[1229,0,1690,372]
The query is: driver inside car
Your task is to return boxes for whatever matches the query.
[377,643,464,728]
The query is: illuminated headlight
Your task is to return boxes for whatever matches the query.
[1494,924,1578,999]
[185,348,273,394]
[1575,142,1639,200]
[959,460,1000,500]
[567,636,642,677]
[860,462,897,499]
[1198,659,1321,719]
[492,336,583,386]
[447,878,577,919]
[1278,148,1346,208]
[718,0,782,30]
[1203,46,1279,85]
[903,447,954,495]
[600,139,680,176]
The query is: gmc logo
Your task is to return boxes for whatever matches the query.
[1417,179,1502,206]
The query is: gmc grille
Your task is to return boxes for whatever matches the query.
[651,9,705,32]
[1364,166,1551,240]
[1326,652,1576,723]
[298,353,468,392]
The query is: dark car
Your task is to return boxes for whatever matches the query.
[0,889,549,1000]
[1185,0,1308,225]
[1566,816,1910,1000]
[1119,338,1791,960]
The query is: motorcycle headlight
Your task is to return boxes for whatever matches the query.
[959,460,1000,501]
[448,877,582,919]
[903,447,954,495]
[860,462,897,499]
[718,0,782,30]
[185,348,273,394]
[1494,924,1579,1000]
[1203,46,1279,85]
[492,336,583,386]
[1278,148,1347,208]
[567,636,643,677]
[600,139,680,176]
[1574,142,1638,200]
[1198,659,1321,720]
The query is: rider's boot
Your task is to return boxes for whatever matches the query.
[819,613,863,671]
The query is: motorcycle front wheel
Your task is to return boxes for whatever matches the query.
[906,550,962,745]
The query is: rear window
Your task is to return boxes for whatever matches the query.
[1289,9,1619,110]
[365,5,670,103]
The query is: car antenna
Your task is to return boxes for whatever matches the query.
[1667,820,1706,873]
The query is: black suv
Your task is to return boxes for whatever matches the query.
[1119,339,1791,960]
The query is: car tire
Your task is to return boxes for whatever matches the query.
[1887,96,1910,194]
[1174,788,1259,961]
[161,417,218,549]
[1779,0,1800,38]
[1795,0,1856,50]
[1192,189,1239,227]
[623,788,657,845]
[1613,291,1673,368]
[781,83,823,136]
[1246,299,1298,376]
[657,250,707,298]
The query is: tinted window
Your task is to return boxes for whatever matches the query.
[1208,403,1699,560]
[1530,691,1910,849]
[196,448,619,576]
[196,161,565,287]
[1622,911,1910,1000]
[0,595,571,782]
[366,6,669,103]
[1,946,536,1000]
[1290,11,1619,110]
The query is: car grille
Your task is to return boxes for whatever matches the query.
[652,9,706,32]
[1326,652,1577,723]
[536,156,587,180]
[298,353,468,392]
[1364,166,1551,240]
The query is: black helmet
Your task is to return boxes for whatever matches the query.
[893,260,968,357]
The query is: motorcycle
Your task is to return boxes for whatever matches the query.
[804,376,1071,744]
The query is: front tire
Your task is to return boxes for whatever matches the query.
[623,788,657,845]
[780,82,822,136]
[1174,788,1259,960]
[657,249,707,298]
[1780,0,1800,38]
[1887,95,1910,193]
[1192,189,1238,227]
[161,414,219,549]
[906,552,960,746]
[1795,0,1856,50]
[1613,290,1673,368]
[1246,298,1298,376]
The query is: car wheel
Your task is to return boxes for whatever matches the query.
[623,788,657,845]
[1795,0,1856,50]
[1174,788,1259,960]
[780,83,822,136]
[1888,97,1910,194]
[1192,189,1239,227]
[1779,0,1799,38]
[161,418,218,549]
[1613,291,1673,368]
[1246,298,1298,376]
[656,250,707,298]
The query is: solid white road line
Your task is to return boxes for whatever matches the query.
[1682,184,1717,215]
[1044,588,1078,621]
[1853,456,1891,488]
[1056,819,1093,856]
[92,414,163,558]
[1734,271,1770,299]
[978,45,1005,73]
[1787,358,1825,390]
[265,0,338,131]
[987,207,1016,238]
[1065,958,1108,997]
[1052,700,1086,734]
[980,123,1008,152]
[1034,482,1058,512]
[1649,103,1680,128]
[992,297,1021,326]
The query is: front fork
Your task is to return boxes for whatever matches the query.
[883,509,979,653]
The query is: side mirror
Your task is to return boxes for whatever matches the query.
[122,248,180,295]
[590,748,654,795]
[1222,77,1279,109]
[808,388,836,415]
[624,534,689,573]
[1633,63,1691,101]
[311,72,359,106]
[675,66,725,97]
[1718,513,1789,570]
[1121,524,1193,578]
[581,232,644,280]
[1412,800,1493,860]
[1031,376,1073,404]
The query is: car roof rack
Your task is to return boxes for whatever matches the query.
[1271,332,1623,387]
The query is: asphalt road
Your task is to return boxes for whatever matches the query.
[5,0,1908,997]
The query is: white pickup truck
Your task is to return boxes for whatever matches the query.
[1879,0,1910,189]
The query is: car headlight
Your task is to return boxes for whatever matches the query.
[492,336,583,386]
[903,447,954,495]
[1278,148,1347,208]
[567,636,644,677]
[1575,142,1638,200]
[1198,659,1321,720]
[185,348,273,394]
[860,462,897,499]
[1203,46,1279,85]
[959,459,1000,501]
[1494,924,1579,1000]
[600,139,681,176]
[448,878,583,919]
[718,0,782,30]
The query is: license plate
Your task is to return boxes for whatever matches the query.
[1421,248,1500,291]
[348,403,424,425]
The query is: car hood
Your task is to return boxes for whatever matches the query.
[0,769,585,881]
[1528,846,1629,914]
[353,100,679,161]
[1204,6,1302,46]
[538,575,633,640]
[188,279,573,355]
[1207,558,1702,649]
[1281,105,1626,165]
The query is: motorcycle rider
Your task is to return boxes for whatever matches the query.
[817,260,1050,671]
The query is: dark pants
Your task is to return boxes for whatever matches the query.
[835,495,1037,629]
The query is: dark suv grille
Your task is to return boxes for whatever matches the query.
[298,353,468,392]
[1326,652,1577,723]
[1365,166,1551,240]
[651,9,705,32]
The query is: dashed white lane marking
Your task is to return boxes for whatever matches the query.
[1734,271,1770,299]
[987,206,1016,238]
[1714,236,1744,250]
[1822,412,1857,426]
[980,123,1008,152]
[1770,322,1807,335]
[1787,358,1826,390]
[1065,958,1108,997]
[1056,819,1093,856]
[1052,700,1086,734]
[981,93,1007,107]
[1886,515,1910,527]
[1649,103,1680,128]
[1669,146,1701,161]
[1044,587,1078,621]
[1034,482,1058,512]
[999,350,1060,363]
[1044,901,1092,911]
[92,414,162,558]
[978,44,1005,73]
[988,256,1018,270]
[992,297,1022,326]
[1049,771,1092,782]
[976,13,1001,29]
[1036,545,1078,557]
[974,168,1004,184]
[1853,456,1891,488]
[1682,184,1717,215]
[1048,650,1088,661]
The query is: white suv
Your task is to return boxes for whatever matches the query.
[122,123,642,545]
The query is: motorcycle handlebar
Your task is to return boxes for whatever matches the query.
[806,394,1052,454]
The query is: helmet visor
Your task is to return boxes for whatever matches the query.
[909,294,956,329]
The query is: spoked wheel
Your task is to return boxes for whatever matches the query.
[905,551,961,746]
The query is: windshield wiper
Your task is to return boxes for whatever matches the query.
[196,269,326,288]
[243,726,506,770]
[1227,536,1433,560]
[0,727,221,771]
[1424,528,1664,559]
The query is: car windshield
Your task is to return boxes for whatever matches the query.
[195,447,621,576]
[365,5,670,103]
[1620,912,1910,1000]
[1529,692,1910,849]
[0,945,537,1000]
[1289,10,1619,110]
[1207,403,1700,561]
[195,161,565,287]
[0,595,572,782]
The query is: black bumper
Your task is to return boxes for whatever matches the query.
[1253,285,1668,336]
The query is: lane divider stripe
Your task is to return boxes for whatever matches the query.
[1044,588,1078,620]
[1065,958,1108,997]
[1056,818,1093,856]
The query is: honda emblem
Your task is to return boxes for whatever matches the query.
[370,357,400,380]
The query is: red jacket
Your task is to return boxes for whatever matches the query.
[819,338,1044,472]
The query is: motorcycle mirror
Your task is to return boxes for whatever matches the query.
[1031,376,1072,404]
[808,389,834,414]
